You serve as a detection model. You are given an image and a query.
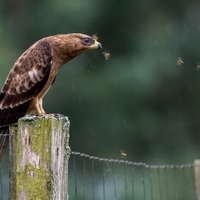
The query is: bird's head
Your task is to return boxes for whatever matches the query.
[50,33,102,62]
[79,34,102,50]
[66,33,102,54]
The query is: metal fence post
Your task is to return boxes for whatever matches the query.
[195,160,200,200]
[9,115,70,200]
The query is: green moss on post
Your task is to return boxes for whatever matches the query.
[195,160,200,200]
[9,115,70,200]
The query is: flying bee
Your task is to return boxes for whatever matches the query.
[196,63,200,71]
[177,57,184,66]
[103,51,111,60]
[120,150,127,158]
[92,34,98,41]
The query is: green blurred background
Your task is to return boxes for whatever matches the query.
[1,0,200,198]
[1,0,200,163]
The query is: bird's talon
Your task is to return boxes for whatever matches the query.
[52,113,65,119]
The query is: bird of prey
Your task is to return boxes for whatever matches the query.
[0,33,102,161]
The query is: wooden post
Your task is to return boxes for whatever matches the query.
[9,115,70,200]
[195,160,200,200]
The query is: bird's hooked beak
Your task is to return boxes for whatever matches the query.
[97,42,103,49]
[90,40,102,50]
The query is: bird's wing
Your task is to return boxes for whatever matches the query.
[0,40,53,126]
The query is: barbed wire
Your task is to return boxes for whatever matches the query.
[71,151,194,169]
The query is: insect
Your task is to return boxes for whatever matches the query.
[92,34,98,40]
[196,63,200,71]
[177,57,184,66]
[120,150,127,158]
[103,51,111,60]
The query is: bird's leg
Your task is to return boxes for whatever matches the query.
[38,99,46,114]
[35,98,46,115]
[30,98,63,118]
[26,98,44,115]
[37,99,64,118]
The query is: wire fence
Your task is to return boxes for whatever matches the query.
[0,150,197,200]
[69,152,196,200]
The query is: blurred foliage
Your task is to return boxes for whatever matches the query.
[1,0,200,167]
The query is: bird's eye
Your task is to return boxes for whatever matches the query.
[82,38,90,44]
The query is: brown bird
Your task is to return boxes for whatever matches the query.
[0,33,102,161]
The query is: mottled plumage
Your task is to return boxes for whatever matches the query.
[0,33,102,161]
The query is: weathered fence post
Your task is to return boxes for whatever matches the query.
[195,160,200,200]
[9,115,70,200]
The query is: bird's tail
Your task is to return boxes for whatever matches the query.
[0,127,9,163]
